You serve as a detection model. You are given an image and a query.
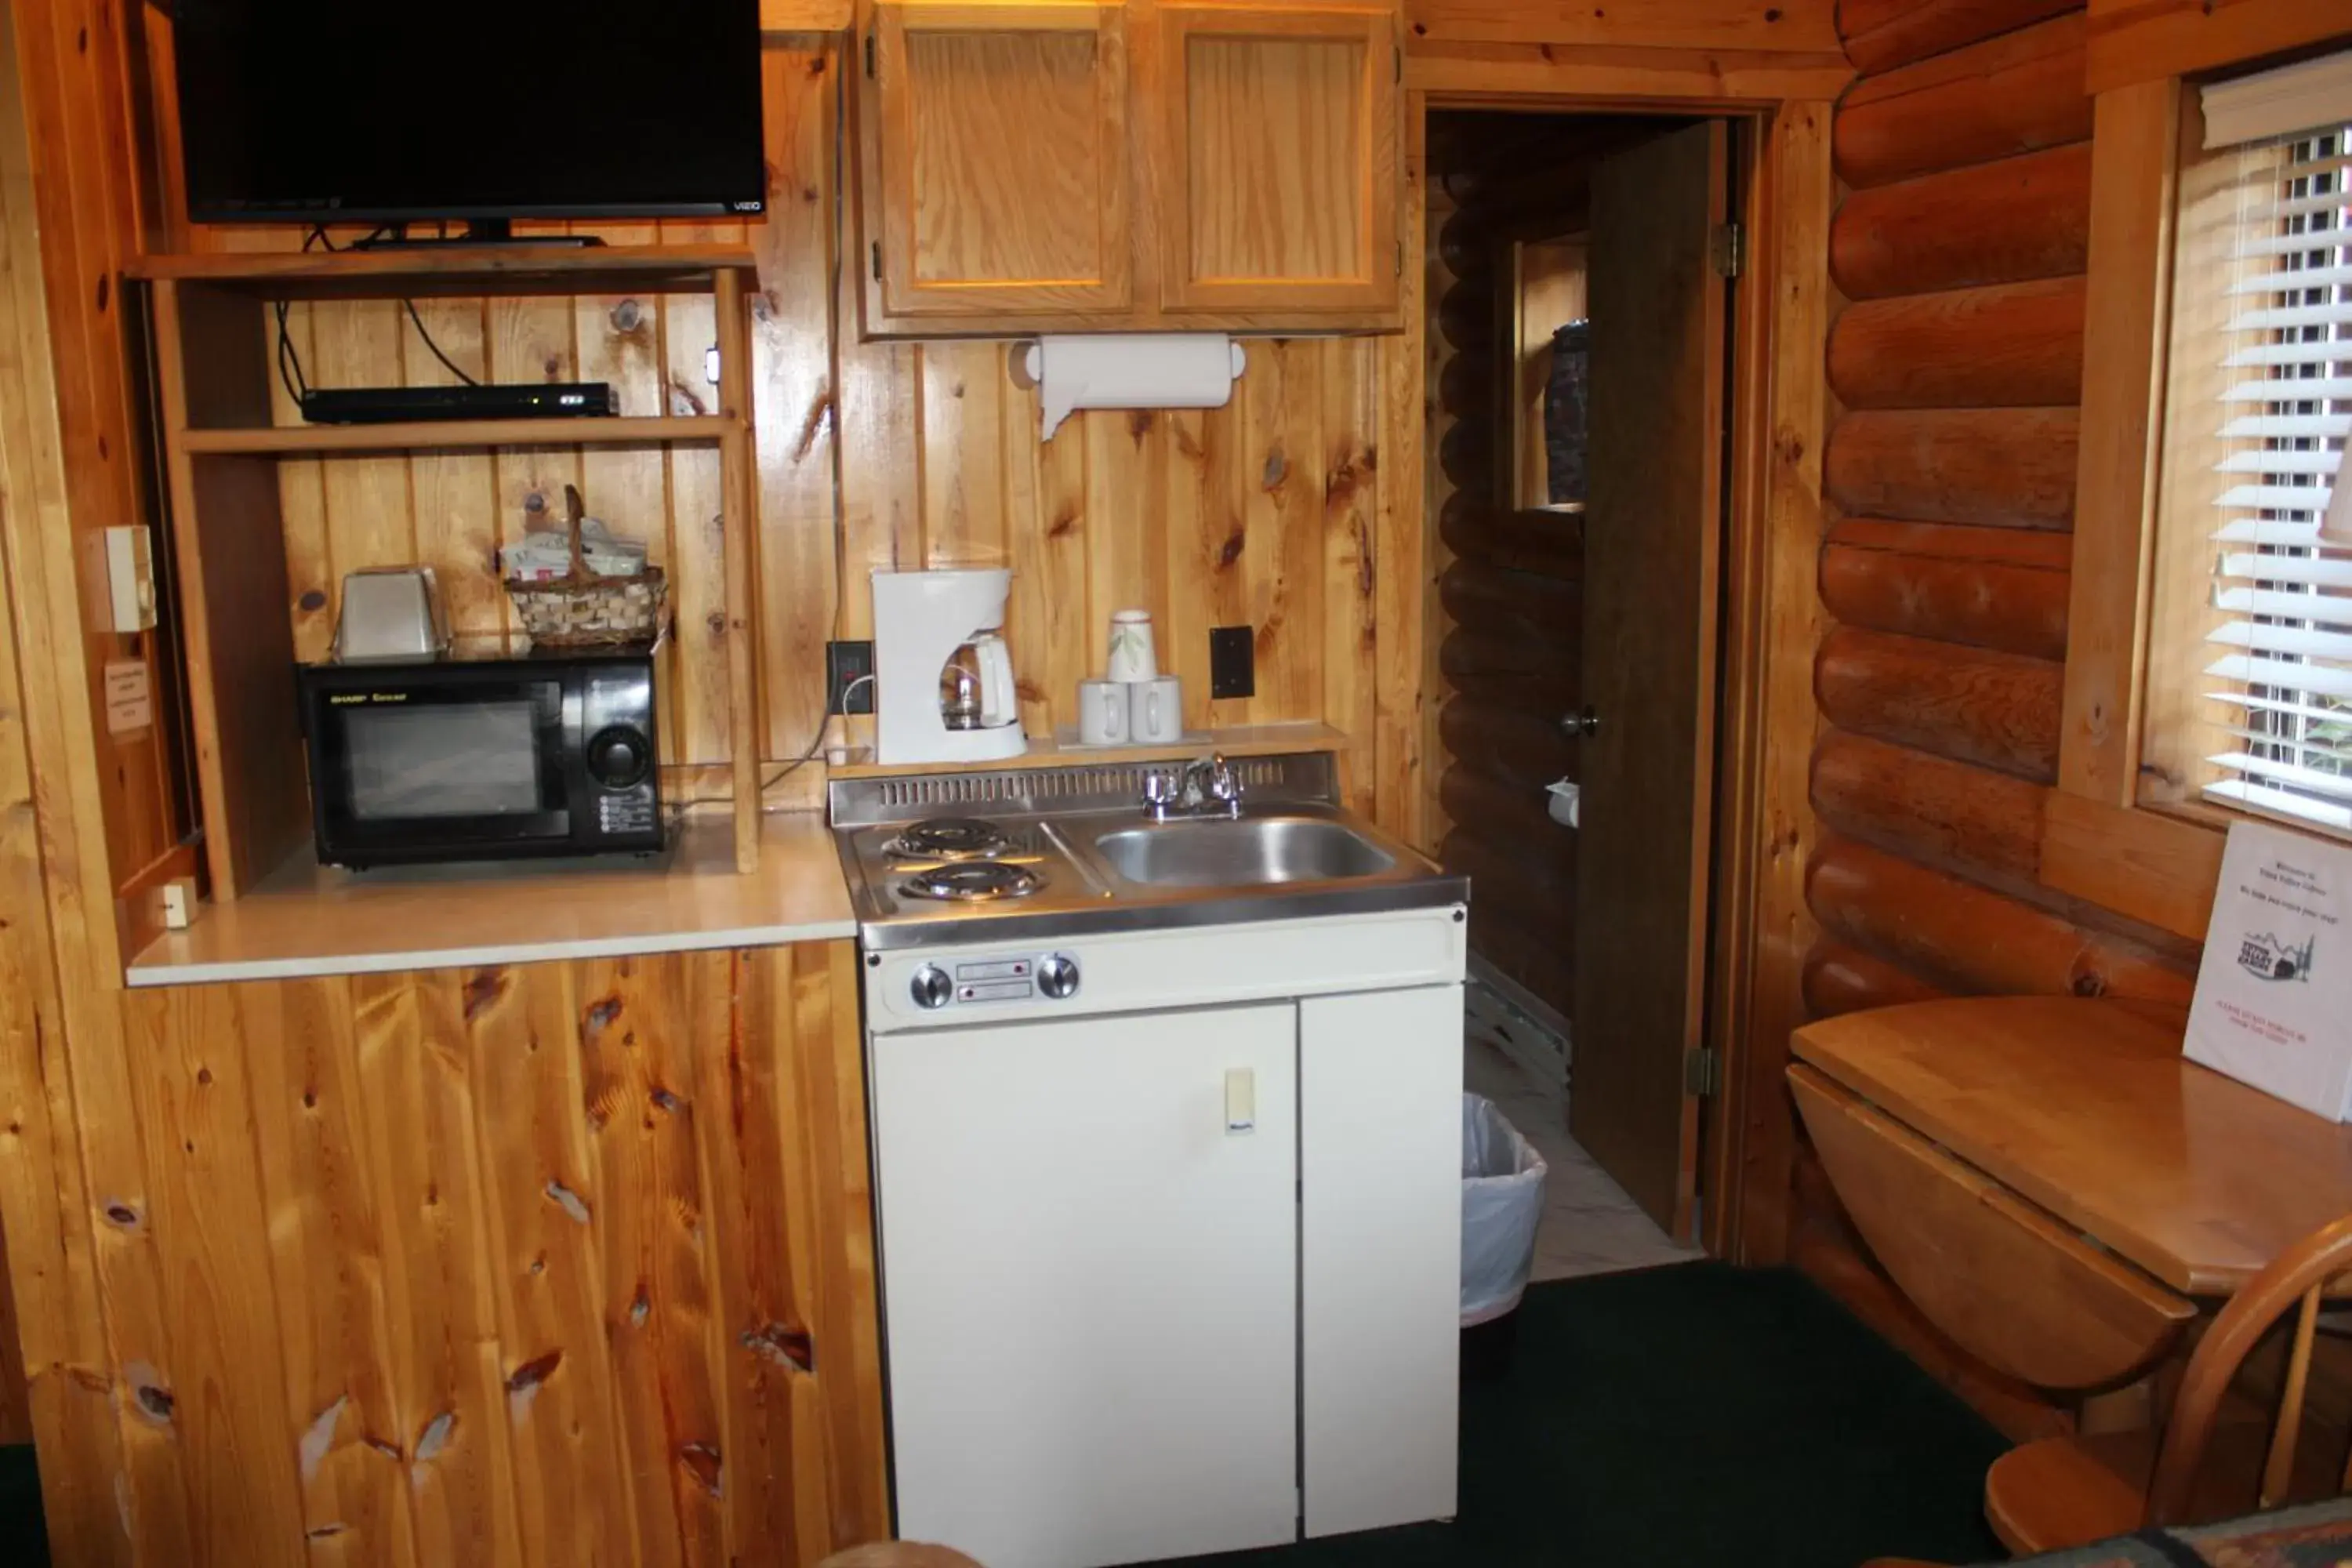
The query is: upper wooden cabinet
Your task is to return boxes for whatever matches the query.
[855,0,1404,336]
[871,2,1134,317]
[1156,5,1399,313]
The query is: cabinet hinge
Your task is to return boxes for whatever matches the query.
[1396,238,1404,278]
[864,30,877,78]
[1394,43,1401,83]
[871,241,883,282]
[1709,222,1744,280]
[1683,1047,1720,1098]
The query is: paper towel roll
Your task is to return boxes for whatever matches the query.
[1022,334,1248,438]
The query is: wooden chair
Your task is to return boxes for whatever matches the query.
[1983,1212,2352,1555]
[816,1546,985,1568]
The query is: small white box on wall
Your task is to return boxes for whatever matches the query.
[103,524,156,633]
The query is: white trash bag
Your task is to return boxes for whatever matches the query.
[1461,1093,1548,1326]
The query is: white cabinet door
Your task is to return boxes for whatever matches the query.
[1300,984,1462,1536]
[872,1004,1300,1568]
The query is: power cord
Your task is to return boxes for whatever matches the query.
[275,225,479,405]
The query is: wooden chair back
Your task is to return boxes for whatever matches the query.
[2148,1213,2352,1526]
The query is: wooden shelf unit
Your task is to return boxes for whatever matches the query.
[176,415,737,455]
[132,245,768,898]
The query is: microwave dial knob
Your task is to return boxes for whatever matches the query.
[910,965,953,1011]
[586,725,652,790]
[1036,954,1080,1000]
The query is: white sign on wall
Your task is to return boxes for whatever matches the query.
[2185,822,2352,1120]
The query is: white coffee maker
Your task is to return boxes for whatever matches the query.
[872,568,1029,764]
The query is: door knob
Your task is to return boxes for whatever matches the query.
[1561,707,1600,739]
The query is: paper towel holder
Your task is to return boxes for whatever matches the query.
[1013,334,1250,439]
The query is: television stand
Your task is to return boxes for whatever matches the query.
[350,220,606,251]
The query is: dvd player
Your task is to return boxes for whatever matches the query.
[300,383,618,425]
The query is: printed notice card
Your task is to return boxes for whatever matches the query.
[2186,822,2352,1120]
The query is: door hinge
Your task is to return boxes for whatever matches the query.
[1394,43,1402,83]
[864,29,877,78]
[871,241,883,281]
[1683,1047,1720,1098]
[1709,222,1744,280]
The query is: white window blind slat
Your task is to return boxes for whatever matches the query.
[2223,340,2352,367]
[2212,482,2332,510]
[2223,301,2352,331]
[2216,448,2344,473]
[2210,690,2352,726]
[2207,750,2352,802]
[2219,413,2352,438]
[2276,189,2352,220]
[2212,586,2352,623]
[2223,375,2352,400]
[2206,620,2352,659]
[2228,262,2352,294]
[2219,550,2352,587]
[2234,227,2352,260]
[2204,651,2352,702]
[2213,517,2334,545]
[2206,778,2352,833]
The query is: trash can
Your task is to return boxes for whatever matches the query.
[1461,1093,1548,1380]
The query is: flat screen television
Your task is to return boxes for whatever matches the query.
[172,0,766,230]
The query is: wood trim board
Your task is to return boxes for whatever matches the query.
[2085,0,2352,96]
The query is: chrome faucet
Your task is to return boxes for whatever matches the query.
[1142,753,1243,822]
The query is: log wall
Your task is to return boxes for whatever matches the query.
[1425,114,1595,1022]
[1782,0,2201,1436]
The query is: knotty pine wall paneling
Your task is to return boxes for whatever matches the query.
[1780,0,2203,1438]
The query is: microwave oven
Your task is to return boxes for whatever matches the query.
[296,647,664,869]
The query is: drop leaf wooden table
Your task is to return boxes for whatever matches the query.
[1790,997,2352,1394]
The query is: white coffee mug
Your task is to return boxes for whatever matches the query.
[1107,609,1159,684]
[1077,678,1131,746]
[1131,676,1184,744]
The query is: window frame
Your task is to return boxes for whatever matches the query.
[2054,12,2352,942]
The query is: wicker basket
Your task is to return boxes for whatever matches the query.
[503,485,668,649]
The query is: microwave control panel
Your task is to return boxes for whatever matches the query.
[582,670,660,846]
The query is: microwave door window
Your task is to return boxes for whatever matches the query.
[343,701,553,819]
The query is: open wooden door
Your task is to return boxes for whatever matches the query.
[1567,121,1730,1238]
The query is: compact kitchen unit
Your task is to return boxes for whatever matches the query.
[833,753,1468,1568]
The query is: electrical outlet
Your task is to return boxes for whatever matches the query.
[827,640,876,714]
[1210,626,1255,700]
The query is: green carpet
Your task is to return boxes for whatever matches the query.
[0,1443,41,1567]
[1155,1262,2009,1568]
[0,1265,2005,1568]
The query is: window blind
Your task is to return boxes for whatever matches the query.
[2194,121,2352,836]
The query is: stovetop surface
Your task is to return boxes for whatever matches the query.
[828,752,1469,953]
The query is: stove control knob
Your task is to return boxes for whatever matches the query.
[910,965,953,1011]
[1036,954,1080,1000]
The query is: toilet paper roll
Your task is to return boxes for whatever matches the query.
[1545,780,1580,829]
[1022,334,1249,438]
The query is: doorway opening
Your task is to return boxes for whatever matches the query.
[1428,109,1738,1265]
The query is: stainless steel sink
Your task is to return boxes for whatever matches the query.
[1090,815,1397,887]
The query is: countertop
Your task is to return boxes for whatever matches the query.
[1792,996,2352,1296]
[126,812,856,987]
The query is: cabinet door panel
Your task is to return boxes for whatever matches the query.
[874,1,1133,316]
[870,1003,1299,1567]
[1159,4,1399,313]
[1300,985,1461,1537]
